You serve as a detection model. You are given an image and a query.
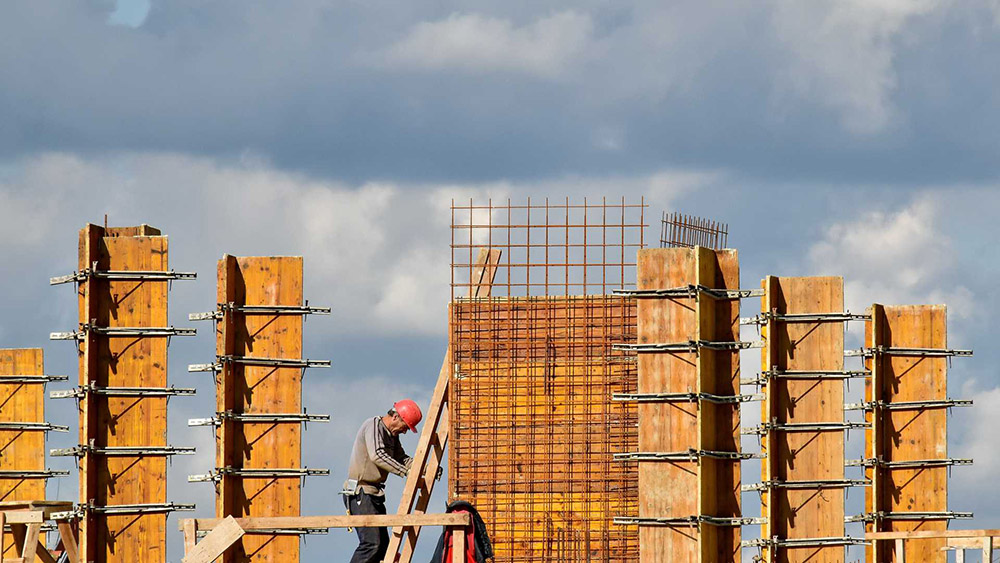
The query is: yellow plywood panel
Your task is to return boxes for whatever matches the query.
[762,277,845,563]
[0,348,46,563]
[216,256,303,563]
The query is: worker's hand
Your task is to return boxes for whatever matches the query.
[435,466,443,481]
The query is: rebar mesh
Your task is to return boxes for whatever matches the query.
[449,198,646,562]
[660,211,728,249]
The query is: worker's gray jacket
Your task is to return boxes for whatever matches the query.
[344,416,412,496]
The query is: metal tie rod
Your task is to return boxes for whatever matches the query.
[742,479,870,492]
[613,286,764,300]
[0,469,70,479]
[614,340,764,353]
[857,346,974,357]
[743,421,870,435]
[50,268,197,285]
[50,326,197,340]
[846,511,974,523]
[742,370,870,385]
[51,445,196,457]
[613,516,769,527]
[188,412,331,426]
[0,374,69,384]
[51,385,196,399]
[845,399,973,411]
[846,458,972,468]
[73,503,196,516]
[615,450,760,462]
[741,312,870,325]
[189,467,330,482]
[0,422,69,432]
[613,392,763,404]
[189,356,332,372]
[742,537,869,548]
[190,304,332,321]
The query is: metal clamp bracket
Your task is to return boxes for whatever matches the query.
[189,303,332,321]
[188,411,330,426]
[743,421,869,435]
[51,445,196,457]
[858,346,973,358]
[50,267,197,285]
[845,399,972,411]
[188,467,330,482]
[612,392,763,404]
[51,384,196,399]
[615,449,760,462]
[614,340,764,354]
[0,469,70,479]
[742,479,869,492]
[0,422,69,432]
[613,516,765,527]
[0,375,69,384]
[189,356,331,372]
[50,325,196,340]
[846,458,972,469]
[846,511,973,523]
[741,312,870,325]
[613,285,764,300]
[70,503,196,516]
[742,537,869,548]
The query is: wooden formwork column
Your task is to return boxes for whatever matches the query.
[0,348,66,561]
[54,224,194,563]
[635,246,740,563]
[865,305,962,563]
[199,255,329,563]
[759,277,847,562]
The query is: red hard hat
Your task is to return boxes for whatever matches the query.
[394,399,423,432]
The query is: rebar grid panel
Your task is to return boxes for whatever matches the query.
[450,197,645,298]
[0,348,48,559]
[67,224,189,563]
[660,212,728,250]
[865,305,959,563]
[633,247,741,563]
[759,277,847,563]
[449,198,646,563]
[214,256,316,563]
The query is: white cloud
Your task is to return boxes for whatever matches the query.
[807,194,973,318]
[770,0,942,134]
[382,11,593,76]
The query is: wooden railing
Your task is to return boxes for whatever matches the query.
[867,529,1000,562]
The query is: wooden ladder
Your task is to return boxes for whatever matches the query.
[383,248,501,563]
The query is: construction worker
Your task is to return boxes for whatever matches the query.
[343,399,423,563]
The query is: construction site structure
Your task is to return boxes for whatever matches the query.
[49,224,197,563]
[187,255,331,562]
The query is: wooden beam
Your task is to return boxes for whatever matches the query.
[384,248,501,563]
[181,513,470,531]
[867,530,1000,540]
[451,527,465,563]
[56,521,79,563]
[181,516,244,563]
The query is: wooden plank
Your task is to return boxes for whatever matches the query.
[636,247,699,563]
[451,527,465,563]
[216,256,305,563]
[867,305,950,563]
[868,530,1000,540]
[56,521,79,563]
[182,520,196,555]
[77,225,102,563]
[695,247,740,563]
[0,349,46,562]
[386,248,501,563]
[181,517,244,563]
[19,525,38,560]
[182,513,471,530]
[763,277,845,563]
[32,540,55,563]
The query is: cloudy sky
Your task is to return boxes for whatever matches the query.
[2,0,1000,560]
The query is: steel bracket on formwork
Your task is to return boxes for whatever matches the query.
[860,346,974,357]
[0,469,71,479]
[189,303,331,321]
[743,421,869,435]
[614,339,764,353]
[614,285,764,300]
[741,479,870,492]
[189,355,331,372]
[188,467,329,483]
[188,411,330,427]
[49,325,197,340]
[74,503,196,517]
[196,528,330,539]
[50,265,197,285]
[741,312,870,325]
[0,421,69,432]
[845,398,972,411]
[0,374,69,384]
[615,450,760,462]
[741,369,870,385]
[847,511,974,523]
[742,537,869,548]
[614,515,766,528]
[846,458,973,469]
[50,384,196,399]
[50,445,196,457]
[612,392,764,404]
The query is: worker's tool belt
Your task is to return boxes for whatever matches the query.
[341,479,384,496]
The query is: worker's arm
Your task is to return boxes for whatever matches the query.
[366,422,409,477]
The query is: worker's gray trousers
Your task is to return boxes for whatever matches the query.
[344,491,389,563]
